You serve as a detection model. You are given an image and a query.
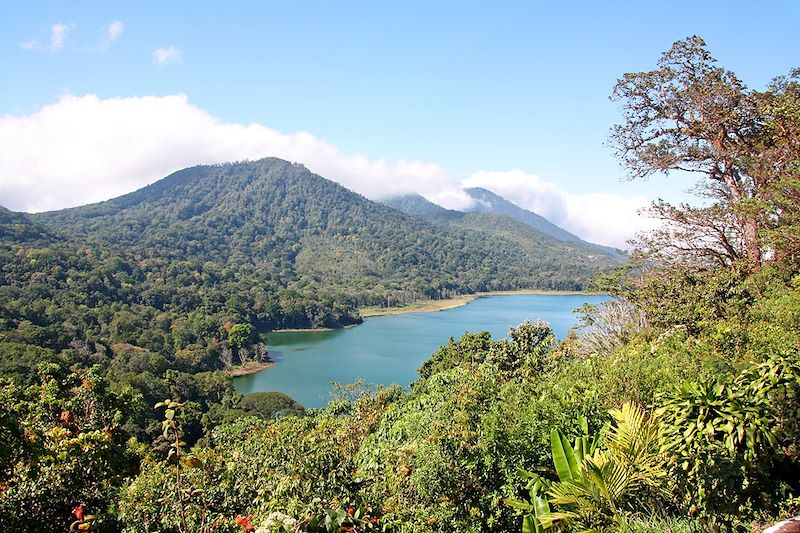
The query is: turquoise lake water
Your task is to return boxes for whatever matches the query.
[234,293,609,408]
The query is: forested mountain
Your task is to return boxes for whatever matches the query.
[381,193,463,221]
[384,190,625,261]
[34,158,619,298]
[0,206,55,244]
[0,157,623,500]
[464,187,582,242]
[464,187,624,258]
[0,159,622,426]
[0,157,624,394]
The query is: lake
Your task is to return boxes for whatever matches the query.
[234,293,609,408]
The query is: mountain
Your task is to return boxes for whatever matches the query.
[0,157,622,456]
[463,187,624,258]
[33,158,616,299]
[384,193,590,255]
[464,187,582,242]
[0,206,56,244]
[382,193,463,222]
[383,190,625,261]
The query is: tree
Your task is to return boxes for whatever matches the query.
[610,36,799,269]
[755,69,800,265]
[226,323,254,350]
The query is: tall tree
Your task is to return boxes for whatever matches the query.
[610,36,773,268]
[754,69,800,265]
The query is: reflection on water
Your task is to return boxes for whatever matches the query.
[235,294,609,408]
[263,328,347,346]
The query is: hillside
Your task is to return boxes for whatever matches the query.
[0,157,622,475]
[464,187,624,258]
[382,193,464,222]
[383,192,625,263]
[464,187,581,242]
[34,158,619,298]
[0,206,56,244]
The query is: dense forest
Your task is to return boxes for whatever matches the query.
[382,191,624,266]
[32,158,619,301]
[1,36,799,532]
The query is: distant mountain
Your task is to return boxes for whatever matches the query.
[0,206,56,244]
[382,194,463,222]
[33,158,617,299]
[384,189,625,260]
[464,187,582,242]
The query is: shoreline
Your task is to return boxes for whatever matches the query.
[360,294,478,317]
[226,360,273,377]
[233,290,600,379]
[359,289,594,317]
[271,327,335,332]
[268,323,357,333]
[259,290,597,329]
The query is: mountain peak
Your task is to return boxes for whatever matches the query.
[382,193,463,221]
[463,187,582,243]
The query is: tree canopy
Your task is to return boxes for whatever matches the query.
[611,36,800,270]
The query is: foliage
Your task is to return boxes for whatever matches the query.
[418,320,555,381]
[656,351,800,526]
[0,366,140,532]
[355,322,574,532]
[237,391,305,419]
[510,404,666,533]
[573,298,646,357]
[611,37,800,269]
[118,400,238,533]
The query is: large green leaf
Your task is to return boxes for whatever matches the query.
[550,428,578,481]
[522,515,539,533]
[533,495,552,529]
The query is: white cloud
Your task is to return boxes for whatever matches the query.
[21,23,71,53]
[0,94,647,248]
[153,46,181,64]
[98,20,124,50]
[464,170,654,249]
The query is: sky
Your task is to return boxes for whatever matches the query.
[0,1,798,248]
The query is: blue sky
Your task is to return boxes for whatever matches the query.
[1,1,798,247]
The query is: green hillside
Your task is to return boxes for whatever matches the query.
[34,158,619,299]
[0,158,623,454]
[382,193,464,222]
[383,192,624,267]
[464,187,625,258]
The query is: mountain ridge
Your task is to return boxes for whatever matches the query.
[383,190,624,259]
[31,158,620,299]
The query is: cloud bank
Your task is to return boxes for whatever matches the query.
[0,94,648,248]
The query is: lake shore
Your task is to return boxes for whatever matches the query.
[272,327,335,332]
[226,360,273,377]
[234,292,610,406]
[359,289,592,317]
